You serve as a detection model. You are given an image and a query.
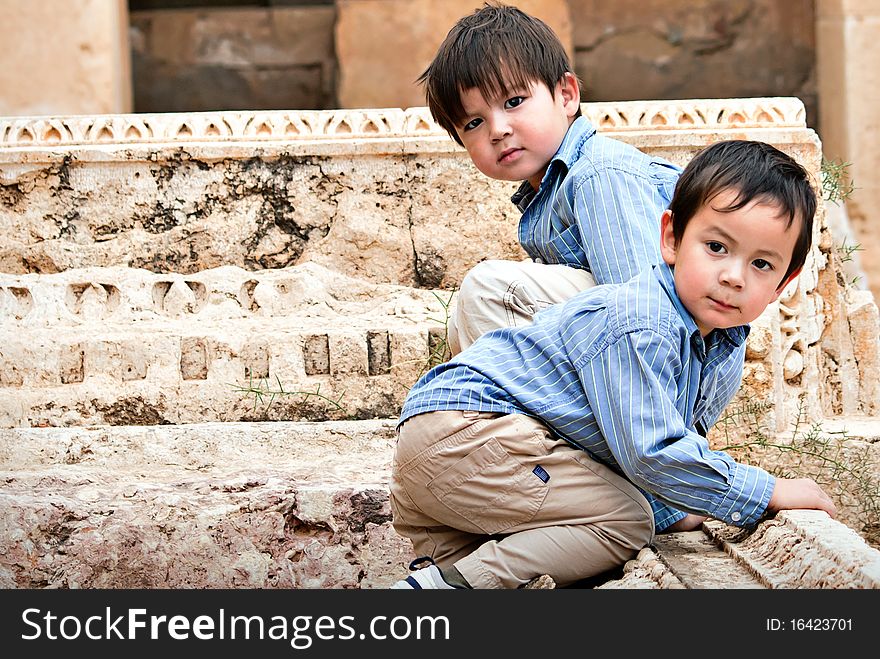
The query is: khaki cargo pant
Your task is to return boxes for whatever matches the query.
[390,410,655,589]
[447,259,596,355]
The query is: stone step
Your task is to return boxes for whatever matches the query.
[0,419,413,588]
[3,420,879,589]
[0,263,450,427]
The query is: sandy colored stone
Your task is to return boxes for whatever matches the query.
[704,510,880,588]
[0,0,131,116]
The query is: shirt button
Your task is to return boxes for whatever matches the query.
[731,512,742,522]
[534,257,544,264]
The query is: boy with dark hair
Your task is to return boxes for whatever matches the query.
[418,2,682,354]
[390,140,836,589]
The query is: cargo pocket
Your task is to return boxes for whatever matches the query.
[427,436,548,535]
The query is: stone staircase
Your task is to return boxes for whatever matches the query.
[2,99,879,588]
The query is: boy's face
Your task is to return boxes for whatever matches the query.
[660,188,802,337]
[454,73,580,190]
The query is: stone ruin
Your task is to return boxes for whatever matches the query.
[1,98,878,588]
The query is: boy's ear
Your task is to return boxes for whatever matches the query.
[659,209,677,266]
[559,72,580,118]
[771,267,802,302]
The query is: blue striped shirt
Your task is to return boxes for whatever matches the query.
[400,264,774,531]
[512,116,681,282]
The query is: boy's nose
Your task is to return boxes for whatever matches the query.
[489,116,512,141]
[720,262,745,288]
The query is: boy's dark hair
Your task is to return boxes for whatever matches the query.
[418,1,580,146]
[667,140,817,286]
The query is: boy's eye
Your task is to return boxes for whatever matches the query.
[706,241,726,254]
[462,117,483,132]
[504,96,525,109]
[753,258,773,271]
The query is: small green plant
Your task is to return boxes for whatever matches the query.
[835,236,864,288]
[232,375,346,415]
[836,235,863,264]
[423,287,456,376]
[714,396,880,540]
[388,287,457,388]
[821,157,855,204]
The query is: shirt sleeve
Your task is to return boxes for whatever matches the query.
[575,327,775,527]
[564,167,666,285]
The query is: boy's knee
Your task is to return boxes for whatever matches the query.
[628,512,656,550]
[458,260,520,302]
[450,260,525,354]
[627,498,656,548]
[605,494,655,551]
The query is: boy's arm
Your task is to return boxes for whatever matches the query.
[664,514,708,533]
[576,327,775,528]
[563,166,672,285]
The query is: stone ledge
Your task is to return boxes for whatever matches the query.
[704,510,880,589]
[0,419,398,473]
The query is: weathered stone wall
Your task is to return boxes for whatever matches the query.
[130,4,337,113]
[0,263,439,427]
[571,0,818,126]
[335,0,573,110]
[125,0,818,126]
[816,0,880,303]
[0,108,521,287]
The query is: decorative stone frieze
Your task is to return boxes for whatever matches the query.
[703,511,880,588]
[0,263,444,427]
[0,97,808,148]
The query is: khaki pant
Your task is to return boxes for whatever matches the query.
[390,410,655,589]
[447,259,596,355]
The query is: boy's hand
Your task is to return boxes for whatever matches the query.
[767,478,837,518]
[663,514,707,532]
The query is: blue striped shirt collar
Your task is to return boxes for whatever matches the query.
[654,261,749,358]
[511,116,596,212]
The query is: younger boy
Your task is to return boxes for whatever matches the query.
[390,140,836,589]
[419,3,682,354]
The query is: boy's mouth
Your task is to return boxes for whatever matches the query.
[708,297,737,311]
[498,147,522,163]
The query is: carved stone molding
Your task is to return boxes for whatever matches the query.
[0,98,806,149]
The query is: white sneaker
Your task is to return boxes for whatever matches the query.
[391,558,457,589]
